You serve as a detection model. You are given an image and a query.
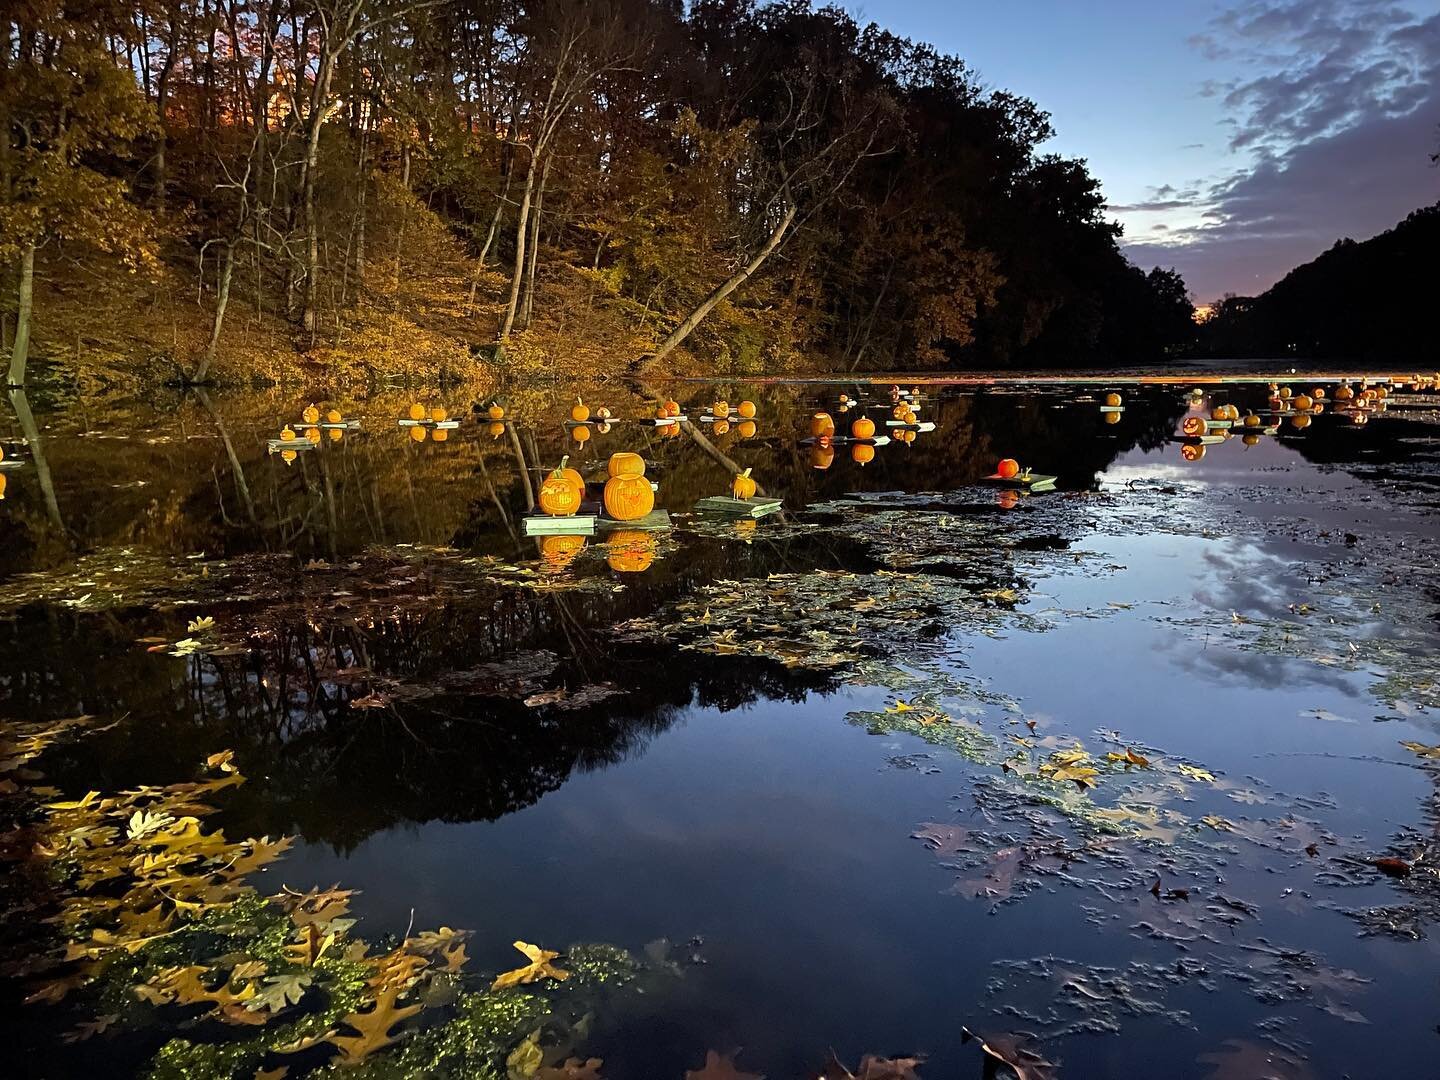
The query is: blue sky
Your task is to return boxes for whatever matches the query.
[855,0,1440,302]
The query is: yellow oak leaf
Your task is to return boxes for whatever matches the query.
[328,987,422,1066]
[491,941,570,990]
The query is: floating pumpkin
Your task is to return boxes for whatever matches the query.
[1242,432,1261,446]
[1278,387,1293,400]
[608,452,646,478]
[488,421,506,439]
[303,404,320,424]
[1291,413,1311,430]
[1180,442,1206,462]
[732,468,757,500]
[1293,394,1313,411]
[326,409,342,424]
[539,461,584,516]
[1375,386,1389,399]
[572,424,592,444]
[487,403,505,420]
[996,489,1019,509]
[655,405,670,420]
[737,400,757,418]
[1348,410,1369,425]
[737,420,757,439]
[1104,392,1122,407]
[280,426,296,441]
[429,406,448,423]
[810,412,835,437]
[603,473,655,521]
[661,422,681,438]
[1312,388,1326,400]
[304,426,322,444]
[1270,396,1290,412]
[997,458,1020,478]
[539,533,586,572]
[328,428,344,442]
[408,403,427,421]
[898,428,917,443]
[851,443,875,465]
[712,400,730,418]
[280,448,297,464]
[1243,413,1261,427]
[1335,384,1355,400]
[596,406,613,420]
[409,425,428,442]
[432,428,449,442]
[892,404,911,420]
[851,416,876,440]
[839,393,851,404]
[1103,411,1121,425]
[1311,402,1325,414]
[606,530,655,573]
[0,473,6,499]
[571,398,590,422]
[713,420,731,435]
[1210,406,1229,422]
[664,399,681,417]
[811,445,835,470]
[1181,415,1209,436]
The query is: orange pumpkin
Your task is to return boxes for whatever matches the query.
[606,530,655,573]
[539,533,586,571]
[280,448,297,464]
[1291,413,1312,430]
[664,399,681,417]
[304,426,322,444]
[898,428,917,442]
[488,421,506,439]
[851,416,876,440]
[539,462,584,517]
[737,400,757,418]
[1293,394,1313,411]
[1375,386,1389,399]
[1335,384,1355,400]
[1210,406,1229,422]
[851,443,875,465]
[432,428,449,443]
[608,452,647,478]
[487,403,505,420]
[1104,392,1122,407]
[996,458,1020,479]
[595,406,612,420]
[553,457,585,490]
[713,420,731,435]
[1311,402,1325,414]
[430,406,448,423]
[604,474,655,520]
[1278,387,1293,400]
[811,445,835,470]
[328,428,344,442]
[408,403,427,421]
[280,426,297,441]
[326,409,343,424]
[893,404,911,420]
[596,421,613,434]
[713,400,730,418]
[732,468,757,499]
[571,398,590,422]
[1348,410,1369,425]
[302,404,320,424]
[1242,432,1261,446]
[996,489,1019,509]
[1311,388,1326,400]
[1180,442,1206,461]
[736,420,757,439]
[572,424,591,444]
[661,423,681,438]
[0,473,6,499]
[409,425,428,442]
[810,412,836,437]
[1103,411,1121,425]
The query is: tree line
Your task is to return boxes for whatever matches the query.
[0,0,1196,385]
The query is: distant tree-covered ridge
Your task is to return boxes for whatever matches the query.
[1195,203,1439,362]
[1,0,1195,386]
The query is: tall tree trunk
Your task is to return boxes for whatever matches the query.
[192,241,234,384]
[196,388,257,524]
[7,245,35,387]
[9,389,65,535]
[391,144,410,286]
[497,151,537,343]
[300,52,338,334]
[641,202,796,369]
[518,155,550,330]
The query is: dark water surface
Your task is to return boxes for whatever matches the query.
[2,379,1439,1079]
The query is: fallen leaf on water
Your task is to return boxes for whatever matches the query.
[1399,741,1440,759]
[685,1049,764,1080]
[960,1028,1057,1080]
[536,1058,604,1080]
[1177,764,1216,783]
[814,1050,923,1079]
[1372,856,1411,877]
[1105,748,1150,767]
[491,941,570,990]
[327,987,422,1065]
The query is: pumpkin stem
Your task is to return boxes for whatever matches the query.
[740,468,752,478]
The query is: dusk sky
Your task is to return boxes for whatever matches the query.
[858,0,1440,304]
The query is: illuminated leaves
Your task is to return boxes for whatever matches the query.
[816,1051,923,1079]
[1399,741,1440,760]
[245,972,313,1014]
[327,987,423,1066]
[492,941,571,990]
[1177,763,1217,783]
[960,1028,1057,1080]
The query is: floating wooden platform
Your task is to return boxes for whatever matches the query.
[398,419,460,429]
[884,420,936,431]
[318,419,361,430]
[694,495,784,518]
[1171,434,1227,445]
[799,435,892,447]
[595,509,671,532]
[1099,405,1125,413]
[524,513,597,536]
[267,438,315,453]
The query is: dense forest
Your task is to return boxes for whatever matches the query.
[0,0,1196,387]
[1195,203,1438,363]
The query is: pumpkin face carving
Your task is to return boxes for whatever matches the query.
[603,475,655,520]
[539,458,584,517]
[606,530,655,572]
[1182,415,1209,436]
[326,409,342,424]
[539,533,586,572]
[303,404,320,424]
[732,468,757,500]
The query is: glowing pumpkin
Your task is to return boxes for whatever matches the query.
[1348,410,1369,425]
[410,425,428,442]
[280,426,297,441]
[713,400,730,418]
[539,533,586,571]
[996,458,1020,479]
[280,448,297,464]
[1104,392,1122,407]
[303,404,320,424]
[1291,413,1311,430]
[1335,384,1354,400]
[606,530,655,573]
[1293,394,1313,411]
[851,443,875,466]
[429,406,448,423]
[811,445,835,470]
[572,424,592,444]
[810,412,836,437]
[0,473,6,499]
[596,421,613,434]
[603,474,655,520]
[305,426,322,444]
[408,403,427,421]
[572,398,590,422]
[737,400,757,418]
[1103,411,1121,425]
[487,403,505,420]
[326,409,342,424]
[1211,406,1229,422]
[488,421,506,439]
[1182,416,1209,436]
[1180,442,1206,461]
[1375,386,1389,399]
[664,399,681,417]
[851,416,876,439]
[1311,402,1325,414]
[538,462,584,516]
[893,404,911,420]
[608,452,647,478]
[737,420,757,439]
[1311,388,1326,400]
[661,423,681,438]
[328,428,344,442]
[1278,387,1292,400]
[1243,413,1261,427]
[713,420,731,435]
[596,406,612,420]
[432,428,449,443]
[733,468,757,499]
[1242,432,1261,446]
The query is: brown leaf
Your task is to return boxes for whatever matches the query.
[536,1059,604,1080]
[813,1050,923,1079]
[961,1028,1057,1080]
[686,1050,764,1080]
[491,941,570,990]
[328,987,423,1066]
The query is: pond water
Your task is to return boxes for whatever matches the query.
[2,378,1439,1079]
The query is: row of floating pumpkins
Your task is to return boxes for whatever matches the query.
[538,452,656,521]
[539,531,656,573]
